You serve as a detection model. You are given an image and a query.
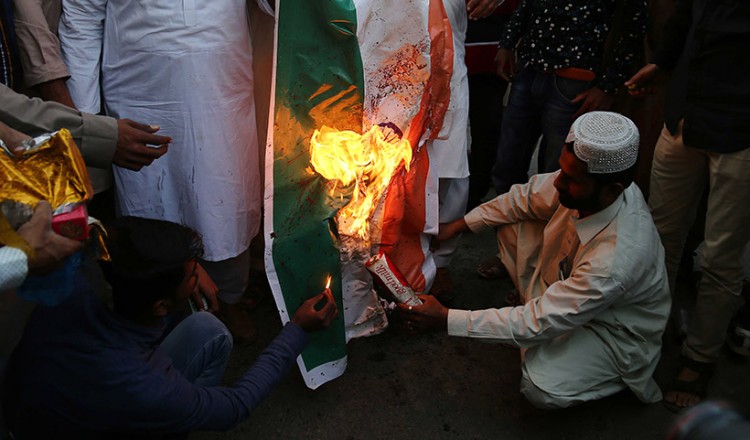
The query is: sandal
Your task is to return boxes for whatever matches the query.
[477,256,508,280]
[663,355,715,413]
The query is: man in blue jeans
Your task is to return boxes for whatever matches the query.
[491,0,647,195]
[477,0,648,278]
[5,217,338,438]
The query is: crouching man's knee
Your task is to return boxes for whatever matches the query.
[519,363,626,409]
[520,373,577,409]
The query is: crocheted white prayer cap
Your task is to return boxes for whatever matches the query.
[565,111,639,174]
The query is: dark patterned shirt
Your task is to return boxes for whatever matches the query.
[498,0,647,94]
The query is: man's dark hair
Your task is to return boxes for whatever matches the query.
[100,217,204,319]
[564,142,637,188]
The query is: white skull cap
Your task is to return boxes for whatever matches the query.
[565,111,639,174]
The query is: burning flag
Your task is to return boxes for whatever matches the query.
[309,124,412,241]
[265,0,453,389]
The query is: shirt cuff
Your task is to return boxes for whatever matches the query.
[79,112,118,169]
[23,62,70,89]
[464,209,488,233]
[0,247,29,291]
[447,308,471,337]
[281,321,310,354]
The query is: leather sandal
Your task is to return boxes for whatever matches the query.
[663,355,715,413]
[476,256,508,280]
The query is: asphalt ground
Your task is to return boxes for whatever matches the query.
[193,226,750,440]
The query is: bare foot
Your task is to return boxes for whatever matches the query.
[665,367,703,408]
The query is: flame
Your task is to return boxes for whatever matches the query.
[325,275,332,289]
[310,125,412,239]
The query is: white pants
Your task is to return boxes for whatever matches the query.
[433,177,469,268]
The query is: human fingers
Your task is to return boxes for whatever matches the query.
[20,201,54,238]
[624,65,655,88]
[497,66,512,82]
[119,119,172,145]
[319,298,338,326]
[196,263,219,313]
[191,289,207,312]
[472,0,500,19]
[396,302,413,314]
[571,94,594,119]
[571,89,586,105]
[130,143,169,159]
[298,292,321,312]
[498,57,516,82]
[113,144,169,170]
[135,131,172,147]
[626,84,658,97]
[467,0,481,12]
[29,230,82,271]
[494,49,515,82]
[0,121,32,149]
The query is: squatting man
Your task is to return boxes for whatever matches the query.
[6,217,338,437]
[401,112,671,409]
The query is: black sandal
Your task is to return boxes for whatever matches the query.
[663,355,715,413]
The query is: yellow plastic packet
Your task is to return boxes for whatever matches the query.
[0,129,93,240]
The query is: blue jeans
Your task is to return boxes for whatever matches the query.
[161,311,233,386]
[491,67,590,194]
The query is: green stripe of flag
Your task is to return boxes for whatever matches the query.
[271,0,365,372]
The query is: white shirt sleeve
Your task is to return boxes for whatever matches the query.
[464,172,561,233]
[0,247,28,291]
[447,265,624,346]
[59,0,108,114]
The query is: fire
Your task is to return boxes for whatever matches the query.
[310,125,412,240]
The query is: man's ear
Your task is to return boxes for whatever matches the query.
[152,299,171,317]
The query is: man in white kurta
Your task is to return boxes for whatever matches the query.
[59,0,274,339]
[403,112,670,408]
[426,0,470,302]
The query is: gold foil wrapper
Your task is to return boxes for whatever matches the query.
[0,129,93,209]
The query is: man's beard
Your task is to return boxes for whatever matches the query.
[557,189,601,213]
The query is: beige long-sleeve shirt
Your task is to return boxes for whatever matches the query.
[12,0,68,88]
[0,83,117,169]
[448,172,670,403]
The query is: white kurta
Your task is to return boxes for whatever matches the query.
[428,0,469,179]
[60,0,272,261]
[449,172,671,404]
